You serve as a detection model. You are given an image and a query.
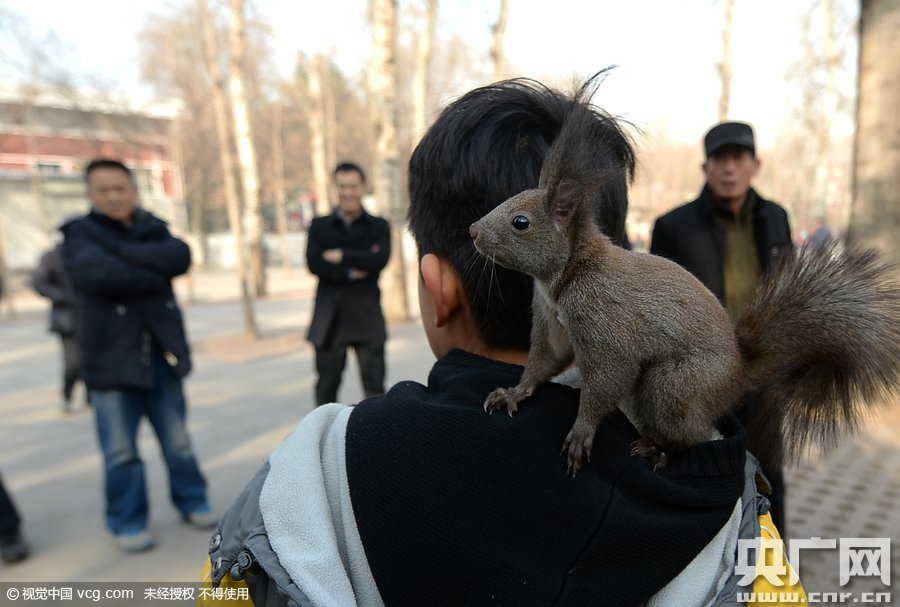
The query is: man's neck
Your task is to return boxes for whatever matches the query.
[469,345,529,367]
[711,191,750,217]
[93,208,135,227]
[341,208,362,224]
[430,317,529,367]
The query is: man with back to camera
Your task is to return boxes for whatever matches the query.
[650,121,793,532]
[200,79,804,606]
[32,241,85,413]
[305,162,391,406]
[61,159,216,553]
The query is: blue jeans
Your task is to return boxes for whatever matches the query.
[89,355,208,534]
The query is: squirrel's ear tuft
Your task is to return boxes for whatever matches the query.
[552,179,580,230]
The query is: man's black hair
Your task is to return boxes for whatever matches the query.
[334,162,366,183]
[84,159,134,183]
[408,72,634,350]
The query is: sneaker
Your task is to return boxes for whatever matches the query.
[185,508,219,529]
[0,528,29,564]
[115,530,155,553]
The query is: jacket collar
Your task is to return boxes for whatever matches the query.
[88,207,152,228]
[85,208,167,240]
[330,207,371,227]
[697,184,763,222]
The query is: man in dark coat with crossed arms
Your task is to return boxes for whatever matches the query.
[306,162,391,406]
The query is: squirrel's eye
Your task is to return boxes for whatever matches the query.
[512,215,530,231]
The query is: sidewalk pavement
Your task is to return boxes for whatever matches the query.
[0,270,435,584]
[0,269,897,594]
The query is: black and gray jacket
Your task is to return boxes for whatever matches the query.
[207,350,772,606]
[61,209,192,390]
[649,185,792,304]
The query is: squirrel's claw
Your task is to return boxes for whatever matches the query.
[562,421,595,477]
[630,438,669,470]
[483,385,530,415]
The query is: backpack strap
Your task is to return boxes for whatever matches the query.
[711,452,771,606]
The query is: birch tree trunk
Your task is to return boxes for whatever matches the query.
[172,112,197,303]
[271,101,292,270]
[199,0,258,338]
[0,213,14,317]
[304,54,332,217]
[229,0,267,297]
[847,0,900,265]
[815,0,839,220]
[412,0,438,143]
[322,61,339,179]
[369,0,411,322]
[491,0,509,82]
[718,0,735,122]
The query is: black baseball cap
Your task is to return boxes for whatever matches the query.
[704,122,756,158]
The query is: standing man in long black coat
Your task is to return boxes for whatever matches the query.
[61,159,216,553]
[306,163,391,406]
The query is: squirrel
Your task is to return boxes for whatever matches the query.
[468,84,900,476]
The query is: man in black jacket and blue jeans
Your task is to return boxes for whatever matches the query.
[62,159,215,553]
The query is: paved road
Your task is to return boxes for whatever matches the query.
[0,272,434,584]
[0,270,897,598]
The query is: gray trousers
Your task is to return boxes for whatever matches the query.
[60,334,82,402]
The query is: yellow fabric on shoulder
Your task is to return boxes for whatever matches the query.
[748,512,807,606]
[199,557,255,607]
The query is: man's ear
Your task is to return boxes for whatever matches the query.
[550,179,580,230]
[420,254,462,328]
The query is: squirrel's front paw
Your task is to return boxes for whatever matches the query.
[483,386,532,416]
[562,421,596,477]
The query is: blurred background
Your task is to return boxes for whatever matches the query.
[1,0,895,332]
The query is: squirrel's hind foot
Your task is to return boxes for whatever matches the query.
[630,438,669,471]
[562,421,596,477]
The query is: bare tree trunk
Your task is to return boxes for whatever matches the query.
[172,112,197,303]
[847,0,900,265]
[413,0,438,143]
[199,0,258,338]
[229,0,267,297]
[304,54,332,217]
[0,211,14,317]
[718,0,735,122]
[322,60,338,178]
[491,0,509,82]
[271,101,292,270]
[22,92,51,249]
[815,0,839,220]
[369,0,411,323]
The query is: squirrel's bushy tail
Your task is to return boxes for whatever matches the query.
[736,242,900,469]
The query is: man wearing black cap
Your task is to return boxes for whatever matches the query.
[650,121,792,319]
[650,121,792,531]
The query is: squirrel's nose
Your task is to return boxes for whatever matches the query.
[469,224,478,239]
